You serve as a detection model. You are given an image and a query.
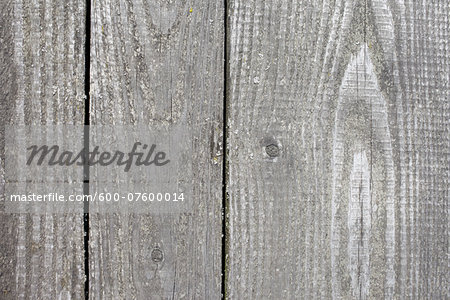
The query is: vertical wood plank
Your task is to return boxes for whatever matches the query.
[89,0,224,298]
[227,0,448,298]
[0,0,86,298]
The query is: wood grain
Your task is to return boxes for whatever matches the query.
[226,0,448,298]
[89,0,224,298]
[1,0,447,298]
[0,0,86,299]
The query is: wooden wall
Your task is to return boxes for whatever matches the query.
[227,0,448,298]
[1,0,448,299]
[1,0,86,298]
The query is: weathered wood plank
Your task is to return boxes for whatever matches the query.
[89,0,224,298]
[0,0,86,298]
[226,0,448,298]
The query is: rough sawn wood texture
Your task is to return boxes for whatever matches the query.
[0,0,86,299]
[89,0,224,299]
[1,0,448,299]
[226,0,448,298]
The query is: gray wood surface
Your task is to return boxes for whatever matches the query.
[0,0,86,299]
[226,0,448,299]
[89,0,224,299]
[1,0,448,299]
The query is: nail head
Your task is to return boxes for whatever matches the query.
[151,248,164,263]
[265,144,279,157]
